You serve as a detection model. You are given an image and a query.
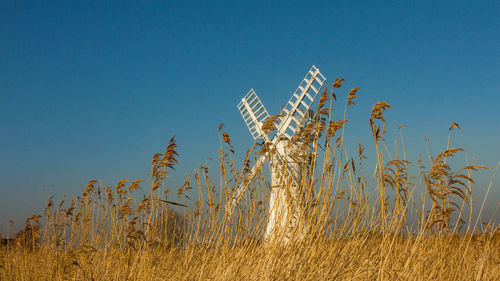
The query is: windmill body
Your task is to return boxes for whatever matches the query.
[230,66,326,243]
[265,138,302,242]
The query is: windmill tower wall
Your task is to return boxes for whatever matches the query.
[265,139,304,243]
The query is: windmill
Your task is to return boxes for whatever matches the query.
[228,65,326,242]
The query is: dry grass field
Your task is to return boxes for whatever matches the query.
[1,81,499,280]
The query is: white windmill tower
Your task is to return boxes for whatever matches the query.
[228,65,326,243]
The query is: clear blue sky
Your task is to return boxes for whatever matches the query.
[1,0,499,232]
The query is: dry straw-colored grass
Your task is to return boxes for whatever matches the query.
[1,79,499,280]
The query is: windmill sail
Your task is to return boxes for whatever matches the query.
[227,154,267,215]
[276,65,326,140]
[263,65,326,188]
[237,89,271,141]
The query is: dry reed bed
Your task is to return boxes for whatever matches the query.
[1,235,499,280]
[1,79,499,280]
